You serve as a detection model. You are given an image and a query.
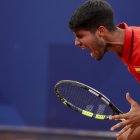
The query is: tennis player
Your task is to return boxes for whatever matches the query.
[69,0,140,140]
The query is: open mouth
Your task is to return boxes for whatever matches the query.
[80,46,86,50]
[90,52,95,58]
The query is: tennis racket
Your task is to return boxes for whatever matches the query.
[54,80,123,120]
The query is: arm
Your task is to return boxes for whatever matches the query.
[109,92,140,137]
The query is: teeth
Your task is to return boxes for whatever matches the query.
[90,52,94,58]
[81,46,86,50]
[81,48,86,50]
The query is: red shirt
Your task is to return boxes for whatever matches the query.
[117,23,140,83]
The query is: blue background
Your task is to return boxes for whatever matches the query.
[0,0,140,131]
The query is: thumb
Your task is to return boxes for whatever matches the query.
[126,92,138,107]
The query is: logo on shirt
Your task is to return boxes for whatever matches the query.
[134,66,140,73]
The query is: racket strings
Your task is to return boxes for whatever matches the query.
[57,83,113,115]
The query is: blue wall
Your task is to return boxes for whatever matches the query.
[0,0,140,131]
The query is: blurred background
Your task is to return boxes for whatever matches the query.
[0,0,140,139]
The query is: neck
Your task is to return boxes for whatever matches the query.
[106,27,125,53]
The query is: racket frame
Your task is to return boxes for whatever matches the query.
[54,80,123,120]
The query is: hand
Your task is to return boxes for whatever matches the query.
[109,92,140,137]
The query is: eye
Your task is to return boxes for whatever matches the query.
[77,35,83,39]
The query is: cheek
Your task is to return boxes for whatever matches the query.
[88,37,96,46]
[82,35,97,48]
[94,37,105,48]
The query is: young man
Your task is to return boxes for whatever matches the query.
[69,0,140,140]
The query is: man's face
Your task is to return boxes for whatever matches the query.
[74,29,107,61]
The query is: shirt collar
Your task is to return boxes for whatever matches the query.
[117,23,133,64]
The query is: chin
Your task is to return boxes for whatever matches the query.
[95,56,104,61]
[96,52,106,61]
[96,58,102,61]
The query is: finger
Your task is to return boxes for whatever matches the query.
[126,92,138,107]
[109,114,127,120]
[111,120,129,131]
[116,124,131,137]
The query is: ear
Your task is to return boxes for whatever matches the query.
[96,26,106,37]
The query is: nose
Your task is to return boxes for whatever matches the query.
[75,37,81,46]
